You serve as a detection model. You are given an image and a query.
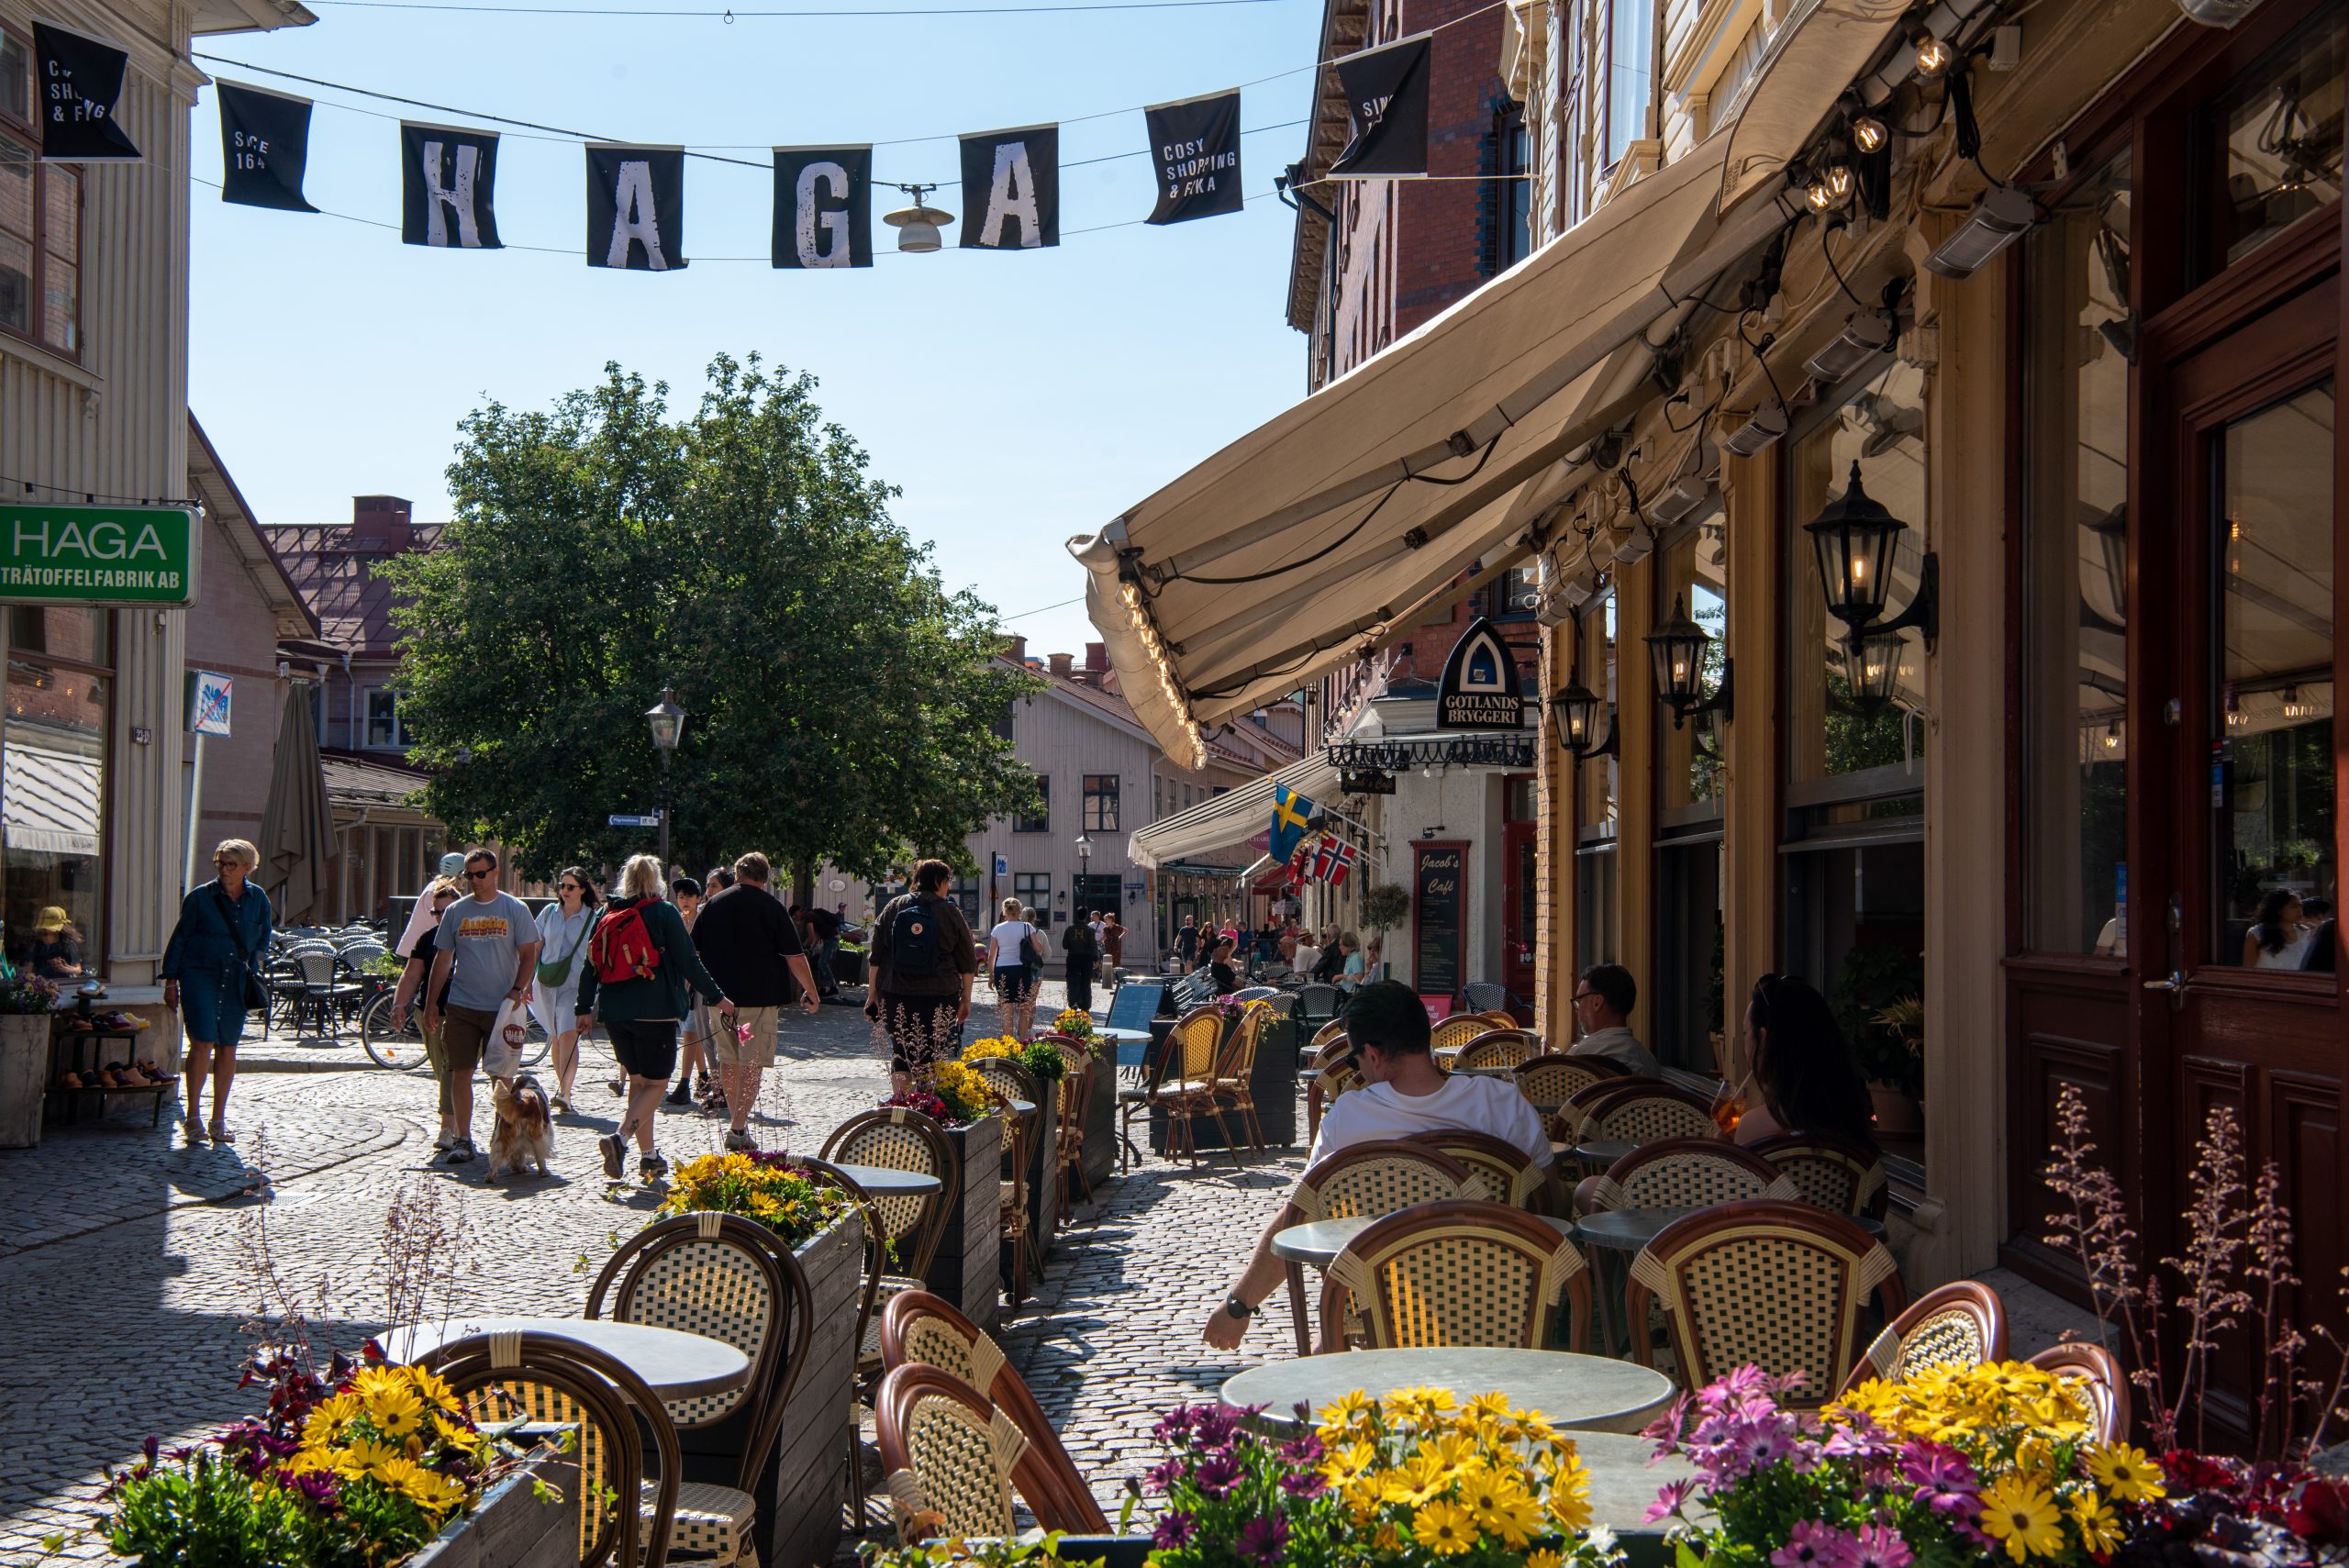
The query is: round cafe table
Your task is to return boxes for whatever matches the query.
[376,1315,750,1401]
[1269,1213,1577,1357]
[1219,1348,1675,1437]
[829,1162,945,1198]
[1568,1139,1637,1169]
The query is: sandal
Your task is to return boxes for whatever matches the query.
[183,1116,208,1144]
[208,1121,236,1145]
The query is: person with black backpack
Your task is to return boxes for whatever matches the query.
[866,859,979,1091]
[1062,908,1099,1015]
[579,853,732,1184]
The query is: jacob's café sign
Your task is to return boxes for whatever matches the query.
[0,504,195,605]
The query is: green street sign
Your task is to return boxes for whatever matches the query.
[0,504,195,605]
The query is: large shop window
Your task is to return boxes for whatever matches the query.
[2213,382,2334,969]
[2022,148,2133,957]
[1654,526,1726,1069]
[4,606,111,975]
[1575,591,1620,973]
[1,26,82,357]
[1782,370,1929,1168]
[2190,7,2343,289]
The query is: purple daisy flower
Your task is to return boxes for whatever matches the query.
[1152,1512,1197,1550]
[1773,1519,1863,1568]
[1848,1524,1913,1568]
[1237,1515,1291,1565]
[1645,1477,1698,1522]
[1191,1454,1243,1498]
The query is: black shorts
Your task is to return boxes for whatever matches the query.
[607,1018,679,1082]
[877,993,963,1073]
[993,965,1034,1003]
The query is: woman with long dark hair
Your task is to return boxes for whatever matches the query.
[1731,973,1876,1152]
[2243,889,2315,970]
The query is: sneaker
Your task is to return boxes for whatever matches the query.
[724,1129,753,1151]
[443,1139,475,1165]
[663,1082,692,1107]
[606,1077,625,1097]
[598,1132,626,1180]
[432,1130,454,1151]
[640,1151,669,1182]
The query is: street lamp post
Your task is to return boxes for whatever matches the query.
[1074,830,1093,929]
[644,686,686,872]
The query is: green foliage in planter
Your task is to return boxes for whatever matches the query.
[1829,944,1923,1097]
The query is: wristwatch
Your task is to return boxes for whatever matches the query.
[1224,1296,1254,1321]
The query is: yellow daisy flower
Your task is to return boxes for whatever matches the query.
[1978,1473,2065,1563]
[2072,1496,2123,1557]
[367,1381,427,1437]
[1410,1499,1476,1555]
[302,1393,362,1450]
[333,1438,402,1480]
[1525,1551,1564,1568]
[1373,1521,1405,1553]
[351,1366,406,1404]
[2087,1443,2165,1504]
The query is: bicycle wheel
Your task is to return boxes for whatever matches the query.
[359,990,432,1073]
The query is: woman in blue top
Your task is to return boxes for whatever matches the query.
[161,838,273,1147]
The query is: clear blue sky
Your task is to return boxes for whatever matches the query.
[185,0,1322,658]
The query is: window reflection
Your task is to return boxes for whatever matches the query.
[2196,8,2343,284]
[1659,530,1726,811]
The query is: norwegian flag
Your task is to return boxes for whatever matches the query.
[1311,834,1359,886]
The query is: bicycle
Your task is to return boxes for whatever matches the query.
[359,991,551,1072]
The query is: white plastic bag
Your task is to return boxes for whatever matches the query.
[482,996,529,1080]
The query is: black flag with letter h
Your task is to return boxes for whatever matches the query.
[400,123,502,249]
[30,22,141,161]
[959,126,1058,249]
[216,83,317,213]
[772,146,871,269]
[1145,91,1242,225]
[587,145,687,271]
[1328,32,1431,178]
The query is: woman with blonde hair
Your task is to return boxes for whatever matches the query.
[161,840,273,1146]
[987,895,1040,1039]
[392,876,464,1151]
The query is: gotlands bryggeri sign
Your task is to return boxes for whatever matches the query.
[0,505,195,604]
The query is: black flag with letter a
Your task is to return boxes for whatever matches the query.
[586,144,687,271]
[773,146,872,269]
[31,23,141,161]
[217,83,317,213]
[959,125,1058,250]
[1145,90,1242,225]
[1328,32,1431,178]
[400,123,502,249]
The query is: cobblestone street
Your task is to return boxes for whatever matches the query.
[0,984,1317,1564]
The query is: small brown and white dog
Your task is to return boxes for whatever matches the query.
[487,1073,554,1181]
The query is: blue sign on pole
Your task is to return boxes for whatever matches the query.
[607,812,663,828]
[993,852,1009,876]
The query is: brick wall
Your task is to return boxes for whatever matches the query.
[184,511,285,859]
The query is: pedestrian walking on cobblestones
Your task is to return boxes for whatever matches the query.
[669,876,714,1108]
[422,849,541,1166]
[691,852,819,1150]
[161,839,273,1147]
[583,854,732,1182]
[867,859,977,1093]
[391,877,463,1150]
[987,897,1041,1040]
[1063,907,1098,1015]
[529,868,599,1111]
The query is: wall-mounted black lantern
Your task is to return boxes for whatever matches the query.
[1804,461,1937,714]
[1644,593,1734,732]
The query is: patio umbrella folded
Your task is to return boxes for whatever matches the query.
[258,684,339,923]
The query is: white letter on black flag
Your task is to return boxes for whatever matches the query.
[959,125,1058,250]
[31,23,141,161]
[217,82,317,213]
[587,145,687,271]
[773,146,871,269]
[1328,31,1431,178]
[401,122,502,249]
[1145,90,1242,225]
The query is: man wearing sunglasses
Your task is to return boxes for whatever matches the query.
[1567,964,1659,1077]
[422,848,541,1165]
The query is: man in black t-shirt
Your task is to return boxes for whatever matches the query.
[692,852,822,1151]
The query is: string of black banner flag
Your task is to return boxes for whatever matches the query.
[33,19,1455,268]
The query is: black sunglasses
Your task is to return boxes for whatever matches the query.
[464,868,494,880]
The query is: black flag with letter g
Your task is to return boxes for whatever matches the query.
[586,144,688,271]
[217,83,317,213]
[31,22,141,161]
[400,123,502,249]
[959,125,1058,250]
[773,146,872,269]
[1145,90,1242,225]
[1328,31,1431,178]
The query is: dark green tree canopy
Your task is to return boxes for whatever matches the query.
[382,355,1041,883]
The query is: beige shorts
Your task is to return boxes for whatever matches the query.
[713,1006,778,1068]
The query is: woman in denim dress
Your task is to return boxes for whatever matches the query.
[161,839,274,1147]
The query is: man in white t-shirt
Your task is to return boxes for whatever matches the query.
[1201,980,1553,1350]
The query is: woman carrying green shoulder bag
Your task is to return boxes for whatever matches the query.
[529,867,599,1110]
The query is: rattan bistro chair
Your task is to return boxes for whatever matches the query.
[874,1364,1097,1543]
[1514,1053,1630,1112]
[586,1211,814,1567]
[1454,1029,1539,1071]
[1626,1199,1908,1407]
[819,1109,961,1373]
[1577,1082,1720,1148]
[967,1059,1041,1299]
[1406,1129,1547,1208]
[879,1290,1109,1534]
[1746,1133,1890,1219]
[1305,1058,1364,1143]
[1836,1280,2007,1395]
[1281,1141,1485,1354]
[1052,1051,1095,1220]
[1210,998,1277,1159]
[423,1330,680,1568]
[1146,1005,1241,1169]
[2029,1340,2129,1443]
[1429,1014,1497,1058]
[1308,1018,1351,1054]
[1573,1138,1797,1219]
[1319,1198,1593,1354]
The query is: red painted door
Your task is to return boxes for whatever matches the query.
[1502,818,1537,1010]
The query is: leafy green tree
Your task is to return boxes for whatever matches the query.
[381,355,1042,884]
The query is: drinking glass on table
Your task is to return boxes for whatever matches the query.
[1709,1084,1746,1136]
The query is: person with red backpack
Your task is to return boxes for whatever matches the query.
[577,852,732,1184]
[865,858,978,1093]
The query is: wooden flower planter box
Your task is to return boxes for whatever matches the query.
[742,1206,867,1568]
[1082,1050,1118,1189]
[923,1113,1003,1332]
[407,1451,579,1568]
[1022,1088,1063,1265]
[1015,1529,1672,1568]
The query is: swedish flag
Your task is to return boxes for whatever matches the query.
[1269,784,1317,864]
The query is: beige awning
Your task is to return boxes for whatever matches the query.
[1128,752,1341,870]
[1074,129,1787,762]
[1718,0,1916,213]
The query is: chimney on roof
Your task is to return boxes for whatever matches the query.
[1006,634,1028,663]
[1085,641,1108,674]
[351,495,413,551]
[1048,651,1074,678]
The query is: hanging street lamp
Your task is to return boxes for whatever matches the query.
[1644,593,1734,735]
[1803,461,1938,715]
[882,183,955,253]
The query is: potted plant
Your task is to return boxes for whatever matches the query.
[1831,946,1923,1137]
[0,970,60,1149]
[1358,884,1412,966]
[963,1036,1066,1246]
[887,1064,1003,1332]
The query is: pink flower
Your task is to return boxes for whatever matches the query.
[1847,1524,1912,1568]
[1773,1520,1862,1568]
[1644,1478,1698,1522]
